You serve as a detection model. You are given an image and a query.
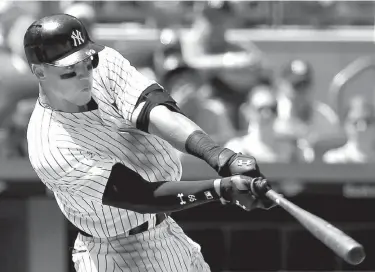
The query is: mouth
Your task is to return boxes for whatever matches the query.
[81,87,91,92]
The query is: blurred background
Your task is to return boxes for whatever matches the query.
[0,0,375,271]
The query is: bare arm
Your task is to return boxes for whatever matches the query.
[132,103,203,153]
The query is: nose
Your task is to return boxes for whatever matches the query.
[75,62,90,79]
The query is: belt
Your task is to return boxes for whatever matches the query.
[78,213,167,238]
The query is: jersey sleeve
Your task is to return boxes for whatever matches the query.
[53,147,119,202]
[106,48,157,124]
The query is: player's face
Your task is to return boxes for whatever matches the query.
[43,58,94,106]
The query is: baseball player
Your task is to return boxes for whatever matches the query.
[24,14,274,272]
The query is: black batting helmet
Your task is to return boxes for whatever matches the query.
[23,14,104,68]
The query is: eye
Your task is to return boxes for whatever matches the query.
[60,72,77,79]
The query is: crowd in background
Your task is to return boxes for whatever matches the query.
[0,0,374,164]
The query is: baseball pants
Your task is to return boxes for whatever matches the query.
[72,217,211,272]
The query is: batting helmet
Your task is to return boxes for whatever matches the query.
[23,14,104,68]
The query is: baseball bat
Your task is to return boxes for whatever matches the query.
[265,189,365,265]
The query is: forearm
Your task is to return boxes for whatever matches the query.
[148,105,237,174]
[102,164,221,214]
[148,105,203,152]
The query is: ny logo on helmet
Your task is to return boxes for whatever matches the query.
[71,30,84,47]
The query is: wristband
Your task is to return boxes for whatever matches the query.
[185,130,236,173]
[214,178,230,204]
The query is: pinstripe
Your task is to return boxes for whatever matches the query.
[149,226,168,272]
[144,229,163,272]
[80,254,87,272]
[124,134,160,178]
[57,194,83,231]
[112,257,116,272]
[117,236,144,272]
[100,205,111,238]
[81,198,101,238]
[39,109,61,180]
[30,109,54,181]
[170,231,190,272]
[95,239,101,272]
[164,226,188,272]
[156,225,173,272]
[104,242,112,272]
[77,119,152,181]
[87,249,93,272]
[110,240,131,271]
[141,136,174,178]
[167,220,193,263]
[160,226,180,272]
[139,232,157,272]
[104,242,109,272]
[62,127,148,179]
[154,136,180,173]
[166,224,187,272]
[114,260,125,272]
[46,111,67,174]
[75,219,209,272]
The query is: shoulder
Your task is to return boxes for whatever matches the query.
[98,46,131,70]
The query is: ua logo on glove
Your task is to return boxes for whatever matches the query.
[237,159,253,166]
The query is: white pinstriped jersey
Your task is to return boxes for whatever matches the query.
[27,47,182,238]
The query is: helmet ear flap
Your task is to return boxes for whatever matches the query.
[92,54,99,68]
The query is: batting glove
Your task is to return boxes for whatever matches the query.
[215,175,275,211]
[218,151,262,179]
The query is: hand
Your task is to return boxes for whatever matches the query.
[217,175,275,211]
[218,151,262,179]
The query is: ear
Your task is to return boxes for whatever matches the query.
[31,64,45,80]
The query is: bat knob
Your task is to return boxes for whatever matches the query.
[347,245,366,265]
[250,177,271,197]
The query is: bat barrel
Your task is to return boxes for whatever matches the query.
[265,189,366,265]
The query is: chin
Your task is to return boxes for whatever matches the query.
[75,92,92,106]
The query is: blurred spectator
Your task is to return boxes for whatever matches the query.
[1,98,35,158]
[171,83,236,144]
[180,0,269,129]
[0,4,39,129]
[154,28,202,91]
[323,97,375,163]
[225,85,313,163]
[274,59,344,159]
[63,2,96,37]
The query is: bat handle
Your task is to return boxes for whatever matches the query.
[250,177,272,197]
